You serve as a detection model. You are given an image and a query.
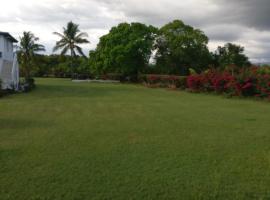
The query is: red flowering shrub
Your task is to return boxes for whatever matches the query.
[187,75,202,92]
[140,66,270,100]
[187,70,235,94]
[186,66,270,99]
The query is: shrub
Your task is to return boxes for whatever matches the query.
[100,73,122,81]
[140,74,187,89]
[186,66,270,99]
[0,79,3,97]
[20,78,36,93]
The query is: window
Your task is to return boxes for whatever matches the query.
[0,52,2,58]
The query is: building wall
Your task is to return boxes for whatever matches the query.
[0,59,3,74]
[0,36,3,69]
[0,35,14,62]
[0,35,15,89]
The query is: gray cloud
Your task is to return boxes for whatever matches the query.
[210,0,270,30]
[0,0,269,62]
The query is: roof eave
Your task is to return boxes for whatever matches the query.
[0,32,18,43]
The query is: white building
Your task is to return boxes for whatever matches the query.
[0,32,19,90]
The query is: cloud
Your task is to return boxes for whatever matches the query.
[209,0,270,30]
[0,0,269,62]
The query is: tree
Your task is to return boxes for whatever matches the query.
[89,22,157,80]
[155,20,211,75]
[53,21,90,77]
[18,31,45,79]
[214,43,251,68]
[32,54,72,78]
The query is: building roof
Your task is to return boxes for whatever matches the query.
[0,32,18,43]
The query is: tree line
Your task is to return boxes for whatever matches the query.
[18,20,253,81]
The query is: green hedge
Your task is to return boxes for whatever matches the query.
[139,74,187,89]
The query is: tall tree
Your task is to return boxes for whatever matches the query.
[18,31,45,79]
[155,20,211,75]
[214,43,251,68]
[53,21,90,77]
[89,22,157,80]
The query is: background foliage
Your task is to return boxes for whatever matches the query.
[18,19,268,82]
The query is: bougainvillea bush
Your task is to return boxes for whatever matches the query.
[187,66,270,99]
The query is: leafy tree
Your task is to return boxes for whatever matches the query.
[155,20,211,75]
[18,31,45,79]
[214,43,251,68]
[32,55,52,77]
[53,21,90,77]
[30,54,92,78]
[89,22,158,80]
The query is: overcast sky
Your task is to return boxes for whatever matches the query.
[1,0,269,63]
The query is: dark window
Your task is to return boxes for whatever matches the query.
[0,52,2,58]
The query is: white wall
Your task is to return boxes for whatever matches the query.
[0,35,14,62]
[0,36,4,73]
[0,35,15,89]
[0,59,3,73]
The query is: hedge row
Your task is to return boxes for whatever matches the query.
[139,66,270,100]
[187,67,270,99]
[139,74,187,89]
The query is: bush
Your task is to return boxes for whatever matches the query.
[99,73,122,81]
[139,74,187,89]
[0,79,3,97]
[20,78,36,93]
[186,67,270,99]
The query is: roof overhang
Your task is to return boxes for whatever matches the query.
[0,32,18,43]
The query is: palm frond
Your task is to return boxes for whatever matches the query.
[74,38,90,44]
[53,21,90,56]
[60,46,70,55]
[76,32,89,39]
[53,43,68,52]
[53,32,65,38]
[75,46,86,57]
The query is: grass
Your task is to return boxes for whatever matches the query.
[1,78,270,200]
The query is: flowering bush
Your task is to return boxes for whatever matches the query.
[187,66,270,99]
[140,66,270,100]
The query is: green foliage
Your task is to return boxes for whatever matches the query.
[89,22,158,79]
[20,78,36,92]
[18,31,45,79]
[214,43,251,68]
[256,66,270,75]
[139,74,187,89]
[18,21,254,79]
[0,79,3,97]
[53,21,89,57]
[53,21,90,77]
[32,54,91,78]
[155,20,211,75]
[189,68,197,75]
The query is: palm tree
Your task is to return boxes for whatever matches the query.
[53,21,90,78]
[18,31,45,79]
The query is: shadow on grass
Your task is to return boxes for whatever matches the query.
[0,118,54,131]
[33,82,137,99]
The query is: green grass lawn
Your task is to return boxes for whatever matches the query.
[1,78,270,200]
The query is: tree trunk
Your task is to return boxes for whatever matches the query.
[70,49,74,80]
[25,55,31,80]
